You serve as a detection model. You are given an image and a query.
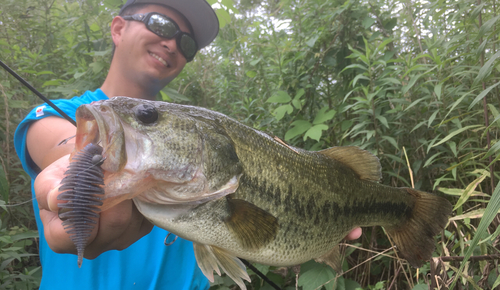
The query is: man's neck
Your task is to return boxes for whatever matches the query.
[100,69,161,101]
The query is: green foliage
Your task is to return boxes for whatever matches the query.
[2,0,500,289]
[0,223,40,289]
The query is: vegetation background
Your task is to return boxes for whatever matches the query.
[1,0,500,289]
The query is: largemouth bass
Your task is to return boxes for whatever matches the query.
[64,97,451,289]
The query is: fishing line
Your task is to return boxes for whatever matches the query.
[1,198,36,207]
[240,259,282,290]
[0,59,76,127]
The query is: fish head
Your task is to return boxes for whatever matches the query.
[73,97,242,210]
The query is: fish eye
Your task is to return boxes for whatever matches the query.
[134,104,158,124]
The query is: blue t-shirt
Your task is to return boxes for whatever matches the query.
[14,89,210,290]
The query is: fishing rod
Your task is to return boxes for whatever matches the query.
[1,58,283,290]
[0,59,76,127]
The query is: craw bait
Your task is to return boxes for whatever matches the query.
[57,143,105,267]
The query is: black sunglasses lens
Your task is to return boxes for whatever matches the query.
[145,13,197,61]
[180,34,197,59]
[148,14,177,38]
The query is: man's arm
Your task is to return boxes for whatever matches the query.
[27,116,153,259]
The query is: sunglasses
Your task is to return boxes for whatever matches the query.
[122,12,198,62]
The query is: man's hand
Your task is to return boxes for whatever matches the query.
[34,154,153,259]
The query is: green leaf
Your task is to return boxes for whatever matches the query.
[404,96,429,112]
[103,0,122,8]
[89,23,100,32]
[249,59,261,66]
[11,231,39,242]
[292,99,302,109]
[161,87,190,102]
[423,152,443,168]
[352,74,369,87]
[376,115,389,128]
[215,9,231,28]
[473,50,500,86]
[0,170,8,203]
[159,90,171,101]
[220,0,235,9]
[91,50,111,57]
[469,80,500,110]
[380,77,401,85]
[90,62,104,74]
[432,125,482,147]
[245,70,257,78]
[454,170,489,210]
[74,71,86,79]
[411,284,428,290]
[488,104,500,128]
[402,74,421,94]
[304,124,328,141]
[42,80,61,87]
[273,104,293,121]
[298,262,336,290]
[449,208,492,221]
[434,82,443,99]
[341,64,368,73]
[285,120,312,141]
[294,89,305,100]
[362,17,376,28]
[306,35,320,47]
[381,136,398,150]
[477,15,500,40]
[377,37,394,51]
[267,91,291,103]
[451,181,500,289]
[313,107,336,124]
[484,140,500,159]
[35,70,54,76]
[8,100,29,109]
[428,110,439,127]
[438,187,486,197]
[493,272,500,289]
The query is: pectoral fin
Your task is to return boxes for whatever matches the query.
[225,198,279,250]
[193,243,251,290]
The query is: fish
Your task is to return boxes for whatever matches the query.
[63,96,452,289]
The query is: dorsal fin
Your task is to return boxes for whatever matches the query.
[318,146,381,182]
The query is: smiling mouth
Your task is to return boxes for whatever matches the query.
[149,52,169,67]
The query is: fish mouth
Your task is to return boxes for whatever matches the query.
[74,102,126,173]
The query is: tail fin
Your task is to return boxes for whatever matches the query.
[386,188,452,267]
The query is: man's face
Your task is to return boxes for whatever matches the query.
[114,4,191,89]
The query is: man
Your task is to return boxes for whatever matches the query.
[15,0,361,288]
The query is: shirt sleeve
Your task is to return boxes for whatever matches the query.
[14,91,107,179]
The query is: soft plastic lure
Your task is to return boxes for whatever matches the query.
[57,143,105,267]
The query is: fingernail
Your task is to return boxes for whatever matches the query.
[47,186,61,212]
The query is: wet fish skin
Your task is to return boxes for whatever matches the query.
[72,97,452,289]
